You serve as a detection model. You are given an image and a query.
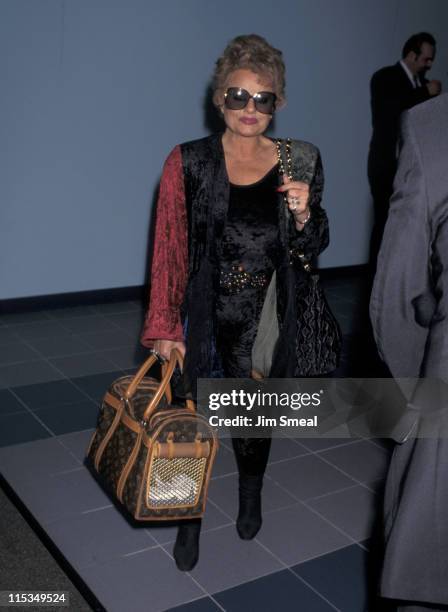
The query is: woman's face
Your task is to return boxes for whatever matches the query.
[220,69,275,138]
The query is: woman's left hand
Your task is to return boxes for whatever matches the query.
[277,175,311,229]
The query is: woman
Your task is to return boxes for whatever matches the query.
[141,34,329,571]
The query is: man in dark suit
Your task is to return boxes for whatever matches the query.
[370,94,448,611]
[368,32,441,268]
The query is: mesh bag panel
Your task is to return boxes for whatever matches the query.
[147,457,206,508]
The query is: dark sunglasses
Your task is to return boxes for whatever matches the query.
[224,87,277,114]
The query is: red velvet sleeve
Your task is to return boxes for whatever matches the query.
[140,145,188,346]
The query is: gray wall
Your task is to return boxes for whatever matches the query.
[2,0,447,299]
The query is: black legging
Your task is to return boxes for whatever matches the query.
[215,320,271,476]
[231,436,272,476]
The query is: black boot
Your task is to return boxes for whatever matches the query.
[173,518,201,571]
[236,473,264,540]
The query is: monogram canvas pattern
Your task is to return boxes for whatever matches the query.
[97,423,138,491]
[86,352,218,522]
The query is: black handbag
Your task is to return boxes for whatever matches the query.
[278,138,341,376]
[293,266,342,375]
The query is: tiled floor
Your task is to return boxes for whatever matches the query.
[0,276,393,611]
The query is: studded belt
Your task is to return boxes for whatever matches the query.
[219,265,269,294]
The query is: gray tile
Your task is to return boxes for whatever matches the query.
[176,524,282,593]
[365,478,386,495]
[0,342,40,365]
[0,437,80,479]
[49,353,118,377]
[146,523,188,547]
[105,312,144,334]
[0,412,51,447]
[217,438,234,452]
[45,305,98,319]
[100,345,148,369]
[307,485,379,541]
[58,315,119,334]
[57,429,95,462]
[0,311,50,325]
[147,502,232,546]
[369,437,395,452]
[208,473,296,519]
[214,568,336,612]
[93,301,142,315]
[79,329,137,350]
[319,440,390,483]
[81,547,203,612]
[13,379,87,410]
[11,466,112,525]
[46,506,157,569]
[26,334,93,358]
[298,437,359,452]
[70,370,124,401]
[256,503,352,565]
[0,389,27,415]
[201,502,238,530]
[210,442,237,478]
[266,454,356,500]
[13,320,69,340]
[291,543,370,611]
[267,437,309,463]
[0,310,48,327]
[0,361,64,388]
[167,597,221,612]
[34,400,99,435]
[0,328,21,346]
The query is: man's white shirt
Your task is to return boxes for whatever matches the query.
[399,60,421,88]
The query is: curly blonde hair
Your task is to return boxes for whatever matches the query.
[212,34,286,109]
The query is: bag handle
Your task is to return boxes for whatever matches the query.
[141,349,195,424]
[125,349,195,418]
[124,351,166,400]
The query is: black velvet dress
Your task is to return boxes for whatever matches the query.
[216,164,280,475]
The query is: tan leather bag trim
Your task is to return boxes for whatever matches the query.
[148,407,195,430]
[199,437,219,514]
[105,392,122,411]
[154,441,210,459]
[120,410,143,434]
[161,361,172,404]
[124,353,158,399]
[126,348,183,406]
[135,442,154,519]
[142,358,177,421]
[94,398,123,471]
[116,429,143,502]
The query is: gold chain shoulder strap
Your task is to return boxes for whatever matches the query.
[275,137,293,182]
[275,138,312,273]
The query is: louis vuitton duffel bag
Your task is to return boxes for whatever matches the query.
[86,349,218,521]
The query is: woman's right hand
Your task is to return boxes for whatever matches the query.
[153,339,186,361]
